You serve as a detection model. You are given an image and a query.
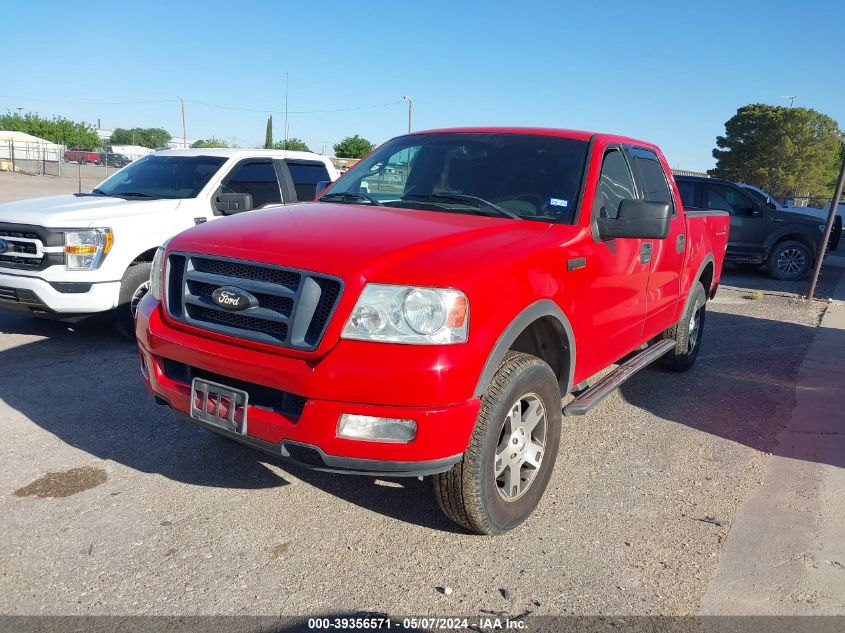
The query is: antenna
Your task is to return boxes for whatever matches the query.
[781,95,798,107]
[284,73,289,157]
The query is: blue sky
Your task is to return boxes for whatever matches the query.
[4,0,843,171]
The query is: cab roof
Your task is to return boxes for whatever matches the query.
[152,148,329,161]
[410,126,658,148]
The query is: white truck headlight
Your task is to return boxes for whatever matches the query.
[64,228,113,270]
[149,246,166,301]
[341,283,469,344]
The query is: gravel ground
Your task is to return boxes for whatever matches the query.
[1,171,842,618]
[0,264,839,617]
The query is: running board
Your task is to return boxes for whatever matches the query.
[563,339,676,416]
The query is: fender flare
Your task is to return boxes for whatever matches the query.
[683,253,716,314]
[763,225,821,259]
[473,299,576,398]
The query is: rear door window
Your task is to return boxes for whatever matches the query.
[593,149,636,220]
[630,148,674,211]
[222,160,282,208]
[287,161,331,202]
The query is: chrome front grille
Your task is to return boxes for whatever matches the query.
[0,230,46,269]
[165,253,342,350]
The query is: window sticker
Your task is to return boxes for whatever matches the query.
[549,197,569,208]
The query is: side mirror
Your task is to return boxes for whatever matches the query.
[597,199,671,240]
[215,192,253,215]
[315,180,331,198]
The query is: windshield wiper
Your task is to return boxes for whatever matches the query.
[401,194,521,220]
[320,191,383,206]
[115,191,157,199]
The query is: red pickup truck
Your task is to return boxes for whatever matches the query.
[64,148,101,164]
[137,128,729,534]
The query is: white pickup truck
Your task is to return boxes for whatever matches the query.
[0,148,338,333]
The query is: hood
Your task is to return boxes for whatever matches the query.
[780,205,841,221]
[0,194,182,228]
[171,202,559,285]
[776,207,834,223]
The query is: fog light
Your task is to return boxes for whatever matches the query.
[337,414,417,443]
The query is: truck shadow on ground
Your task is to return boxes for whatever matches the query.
[0,305,838,534]
[0,313,290,491]
[0,312,461,530]
[620,310,844,469]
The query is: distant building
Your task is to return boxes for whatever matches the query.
[672,168,710,178]
[331,157,361,173]
[0,131,64,163]
[166,136,197,150]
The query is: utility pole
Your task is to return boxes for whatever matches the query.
[15,107,23,115]
[806,132,845,301]
[782,95,798,108]
[180,97,187,148]
[403,95,413,133]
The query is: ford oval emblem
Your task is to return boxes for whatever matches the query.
[0,239,8,254]
[211,286,256,312]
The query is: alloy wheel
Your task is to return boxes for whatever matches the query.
[130,281,150,318]
[777,247,806,276]
[494,393,547,501]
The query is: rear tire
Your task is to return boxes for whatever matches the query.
[114,262,152,339]
[433,352,561,535]
[766,240,812,280]
[659,281,706,372]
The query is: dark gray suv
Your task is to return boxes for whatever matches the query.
[675,175,840,280]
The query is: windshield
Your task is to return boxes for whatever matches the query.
[94,155,227,199]
[740,185,769,206]
[323,133,590,222]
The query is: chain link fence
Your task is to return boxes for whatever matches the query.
[0,140,66,176]
[781,194,840,209]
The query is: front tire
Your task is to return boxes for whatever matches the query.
[433,352,562,535]
[659,281,706,372]
[114,262,152,338]
[767,240,812,280]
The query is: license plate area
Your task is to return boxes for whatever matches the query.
[190,378,248,434]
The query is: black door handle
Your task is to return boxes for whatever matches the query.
[677,234,685,253]
[640,242,652,265]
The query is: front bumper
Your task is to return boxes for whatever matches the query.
[137,299,481,476]
[0,271,120,316]
[173,409,462,476]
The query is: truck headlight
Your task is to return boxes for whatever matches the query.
[149,246,166,301]
[341,283,469,344]
[64,228,113,270]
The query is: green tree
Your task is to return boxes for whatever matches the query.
[0,112,100,149]
[191,138,230,148]
[109,127,172,149]
[333,134,374,159]
[710,104,842,197]
[272,138,310,152]
[264,116,273,149]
